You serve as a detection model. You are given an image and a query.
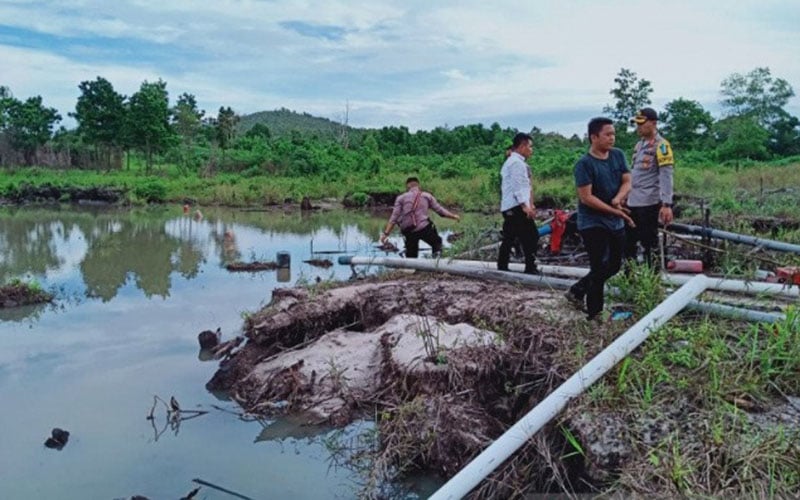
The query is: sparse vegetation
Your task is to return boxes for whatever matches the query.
[0,278,53,308]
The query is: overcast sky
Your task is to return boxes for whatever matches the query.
[1,0,798,136]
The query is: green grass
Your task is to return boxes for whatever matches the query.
[3,156,800,217]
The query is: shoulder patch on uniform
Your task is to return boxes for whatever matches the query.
[656,139,674,167]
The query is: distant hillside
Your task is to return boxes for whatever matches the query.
[238,107,363,142]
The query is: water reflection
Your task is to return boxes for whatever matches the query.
[0,205,392,318]
[0,204,455,499]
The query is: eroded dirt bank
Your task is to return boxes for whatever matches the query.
[0,281,53,308]
[206,272,800,498]
[206,274,620,494]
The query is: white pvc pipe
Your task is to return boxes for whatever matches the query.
[428,275,710,499]
[686,300,786,323]
[343,257,794,322]
[664,274,799,298]
[339,256,575,289]
[343,257,785,496]
[446,259,799,299]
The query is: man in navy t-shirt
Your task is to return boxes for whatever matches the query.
[565,117,635,320]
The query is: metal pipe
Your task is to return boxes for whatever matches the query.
[669,222,800,254]
[428,275,711,499]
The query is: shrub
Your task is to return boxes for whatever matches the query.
[133,180,167,203]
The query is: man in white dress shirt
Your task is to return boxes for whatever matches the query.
[497,132,539,274]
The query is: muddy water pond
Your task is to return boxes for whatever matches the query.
[0,205,462,500]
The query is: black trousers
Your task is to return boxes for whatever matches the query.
[402,222,442,258]
[624,204,660,266]
[497,206,539,273]
[569,226,625,318]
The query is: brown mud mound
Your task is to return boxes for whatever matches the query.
[206,274,594,489]
[205,273,800,497]
[207,275,577,397]
[240,313,499,424]
[302,258,333,268]
[225,261,279,272]
[0,282,53,308]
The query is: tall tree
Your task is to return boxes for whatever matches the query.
[0,85,13,129]
[172,92,204,143]
[715,116,769,162]
[661,98,714,150]
[171,92,205,171]
[71,77,127,169]
[603,68,653,124]
[5,95,61,164]
[720,67,794,127]
[768,111,800,156]
[128,79,175,172]
[603,68,653,150]
[215,106,238,150]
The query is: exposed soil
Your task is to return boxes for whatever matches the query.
[206,269,800,497]
[224,261,279,272]
[206,273,610,492]
[0,282,53,308]
[302,258,333,268]
[2,183,124,205]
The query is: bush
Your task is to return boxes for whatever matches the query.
[133,180,167,203]
[344,192,370,207]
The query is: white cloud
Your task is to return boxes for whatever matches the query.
[0,0,797,135]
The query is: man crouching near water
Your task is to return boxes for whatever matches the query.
[564,117,635,321]
[380,177,460,258]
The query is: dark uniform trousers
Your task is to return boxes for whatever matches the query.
[402,222,442,258]
[497,205,539,273]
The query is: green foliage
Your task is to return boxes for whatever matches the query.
[72,77,127,148]
[720,67,794,127]
[661,98,714,150]
[0,85,13,128]
[715,116,770,161]
[603,67,653,126]
[133,180,167,203]
[348,192,370,207]
[128,79,176,171]
[216,106,238,150]
[238,107,354,142]
[4,95,61,158]
[245,122,271,140]
[768,112,800,156]
[608,262,666,316]
[2,70,800,213]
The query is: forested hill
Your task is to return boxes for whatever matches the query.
[238,107,362,141]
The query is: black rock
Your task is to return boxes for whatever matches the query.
[198,328,221,349]
[44,427,70,450]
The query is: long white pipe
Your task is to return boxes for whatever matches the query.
[339,256,575,289]
[428,275,711,499]
[686,300,786,323]
[342,256,793,323]
[341,257,787,497]
[446,259,799,299]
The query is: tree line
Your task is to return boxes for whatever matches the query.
[0,67,798,178]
